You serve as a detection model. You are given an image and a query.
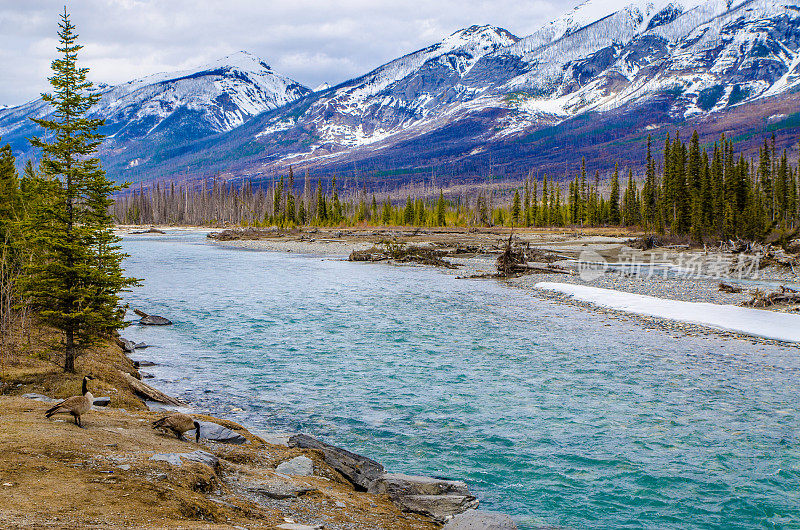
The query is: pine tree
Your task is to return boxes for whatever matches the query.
[541,175,549,225]
[382,197,392,225]
[25,9,138,372]
[511,189,521,225]
[609,163,620,224]
[436,190,446,226]
[642,136,657,229]
[0,141,19,241]
[759,138,773,222]
[403,197,413,225]
[523,178,530,227]
[622,168,639,226]
[316,179,327,223]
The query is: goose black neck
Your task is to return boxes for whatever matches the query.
[82,377,88,395]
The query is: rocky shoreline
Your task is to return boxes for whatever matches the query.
[112,316,517,529]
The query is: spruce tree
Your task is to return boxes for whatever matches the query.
[609,163,620,224]
[0,141,19,241]
[642,136,657,229]
[25,9,138,372]
[511,189,521,225]
[382,197,392,225]
[436,190,446,226]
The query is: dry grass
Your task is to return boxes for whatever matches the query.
[0,322,145,411]
[0,396,438,529]
[0,322,438,529]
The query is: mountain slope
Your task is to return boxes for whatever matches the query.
[0,51,311,161]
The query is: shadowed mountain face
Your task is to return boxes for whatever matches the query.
[3,0,800,186]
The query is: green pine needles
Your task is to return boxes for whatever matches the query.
[23,9,139,372]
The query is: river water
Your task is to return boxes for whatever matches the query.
[120,231,800,529]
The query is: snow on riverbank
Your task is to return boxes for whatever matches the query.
[535,282,800,343]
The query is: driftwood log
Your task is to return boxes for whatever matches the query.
[718,282,743,293]
[120,371,185,406]
[741,286,800,307]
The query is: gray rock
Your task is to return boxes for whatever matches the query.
[258,432,295,446]
[92,397,111,407]
[275,455,314,476]
[247,477,317,499]
[140,371,154,379]
[442,510,518,530]
[289,434,384,490]
[134,360,157,367]
[186,420,248,444]
[149,450,219,469]
[369,473,470,497]
[119,338,136,353]
[134,342,149,349]
[22,393,57,403]
[393,494,479,523]
[139,315,172,325]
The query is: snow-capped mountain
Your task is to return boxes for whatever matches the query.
[253,25,519,151]
[473,0,800,126]
[239,0,800,177]
[0,51,310,155]
[3,0,800,186]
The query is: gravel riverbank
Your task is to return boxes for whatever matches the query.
[197,226,800,345]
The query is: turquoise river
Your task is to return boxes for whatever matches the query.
[120,231,799,529]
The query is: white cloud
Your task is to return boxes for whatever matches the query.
[0,0,576,106]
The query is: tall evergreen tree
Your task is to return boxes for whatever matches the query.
[436,190,446,226]
[25,9,138,372]
[609,163,620,224]
[511,189,521,225]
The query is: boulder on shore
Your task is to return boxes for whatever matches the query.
[186,420,248,444]
[133,360,157,367]
[149,450,218,468]
[442,509,518,529]
[288,434,384,490]
[133,309,172,326]
[368,473,471,497]
[117,337,136,353]
[393,494,479,523]
[275,455,313,476]
[246,476,317,499]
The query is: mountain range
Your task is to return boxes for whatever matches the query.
[2,0,800,188]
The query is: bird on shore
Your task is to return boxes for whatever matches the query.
[152,413,201,443]
[44,375,95,428]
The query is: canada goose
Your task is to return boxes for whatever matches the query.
[152,413,201,443]
[45,375,95,428]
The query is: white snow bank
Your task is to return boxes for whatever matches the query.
[535,282,800,343]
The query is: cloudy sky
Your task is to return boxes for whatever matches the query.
[0,0,580,107]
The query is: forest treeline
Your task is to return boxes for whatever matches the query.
[114,131,799,243]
